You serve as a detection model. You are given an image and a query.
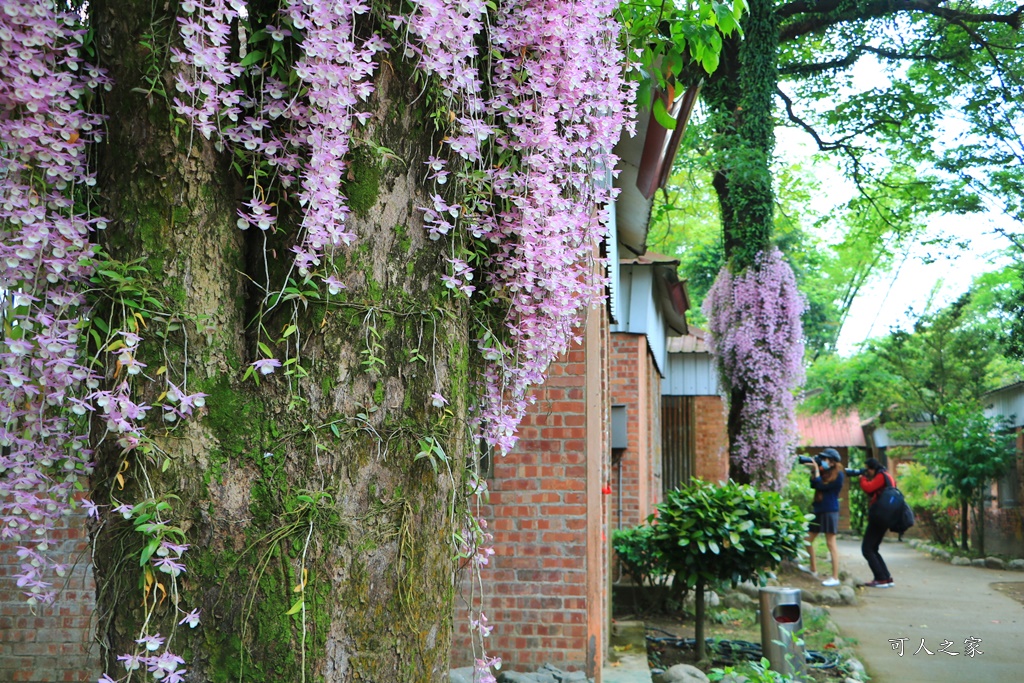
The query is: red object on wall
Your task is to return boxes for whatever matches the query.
[602,484,612,495]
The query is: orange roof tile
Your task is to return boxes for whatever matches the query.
[796,410,867,448]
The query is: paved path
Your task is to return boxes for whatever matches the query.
[827,538,1024,683]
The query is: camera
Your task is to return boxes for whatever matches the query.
[845,468,864,477]
[797,455,820,466]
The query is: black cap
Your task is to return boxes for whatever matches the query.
[820,448,841,463]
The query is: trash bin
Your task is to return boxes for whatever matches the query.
[758,586,806,677]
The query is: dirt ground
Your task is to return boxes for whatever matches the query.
[990,581,1024,606]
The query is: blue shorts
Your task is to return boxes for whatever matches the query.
[809,511,839,535]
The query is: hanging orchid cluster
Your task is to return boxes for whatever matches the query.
[702,248,806,488]
[172,0,389,308]
[0,0,108,604]
[1,3,207,681]
[403,0,632,455]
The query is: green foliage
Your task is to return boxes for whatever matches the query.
[709,656,800,683]
[804,284,1013,425]
[896,461,959,546]
[923,402,1017,549]
[618,0,746,110]
[652,479,809,589]
[611,524,670,589]
[781,462,813,514]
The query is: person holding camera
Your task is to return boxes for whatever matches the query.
[858,457,896,588]
[804,448,844,587]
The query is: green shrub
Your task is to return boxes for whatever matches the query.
[651,479,809,660]
[611,524,670,588]
[782,463,813,516]
[709,657,801,682]
[897,461,959,545]
[653,479,809,588]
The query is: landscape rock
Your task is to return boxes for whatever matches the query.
[839,585,857,605]
[734,581,761,599]
[721,591,757,610]
[499,672,556,683]
[845,658,867,680]
[1008,559,1024,571]
[815,588,842,605]
[496,665,590,683]
[683,589,720,611]
[932,548,952,560]
[656,663,710,683]
[971,558,987,567]
[801,601,825,619]
[951,556,972,566]
[450,667,477,683]
[985,557,1006,570]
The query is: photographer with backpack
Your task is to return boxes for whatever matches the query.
[859,457,896,588]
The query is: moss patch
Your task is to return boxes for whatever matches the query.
[345,147,382,217]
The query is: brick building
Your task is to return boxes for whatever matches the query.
[662,329,729,488]
[451,301,610,675]
[983,382,1024,558]
[0,498,96,683]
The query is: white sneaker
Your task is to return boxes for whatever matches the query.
[821,577,841,587]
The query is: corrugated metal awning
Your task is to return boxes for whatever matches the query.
[668,326,709,354]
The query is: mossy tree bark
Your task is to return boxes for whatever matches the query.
[702,0,779,482]
[89,3,468,681]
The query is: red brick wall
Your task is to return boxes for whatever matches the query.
[693,395,728,484]
[0,502,97,683]
[609,333,661,530]
[452,339,597,672]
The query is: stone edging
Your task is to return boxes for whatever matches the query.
[905,538,1024,570]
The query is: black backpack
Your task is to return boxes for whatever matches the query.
[869,477,916,538]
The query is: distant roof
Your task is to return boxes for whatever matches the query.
[667,327,709,354]
[796,410,867,448]
[984,380,1024,397]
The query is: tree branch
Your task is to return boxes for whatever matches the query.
[776,87,857,154]
[780,44,950,76]
[777,0,1024,43]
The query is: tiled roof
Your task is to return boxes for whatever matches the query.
[796,410,867,448]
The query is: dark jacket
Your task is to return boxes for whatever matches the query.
[811,470,845,514]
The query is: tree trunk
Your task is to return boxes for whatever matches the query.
[961,499,970,552]
[703,0,779,479]
[976,494,986,557]
[89,4,467,681]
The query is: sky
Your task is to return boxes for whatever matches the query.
[834,215,1012,356]
[774,128,1015,358]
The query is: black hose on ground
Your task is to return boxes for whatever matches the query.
[644,632,842,670]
